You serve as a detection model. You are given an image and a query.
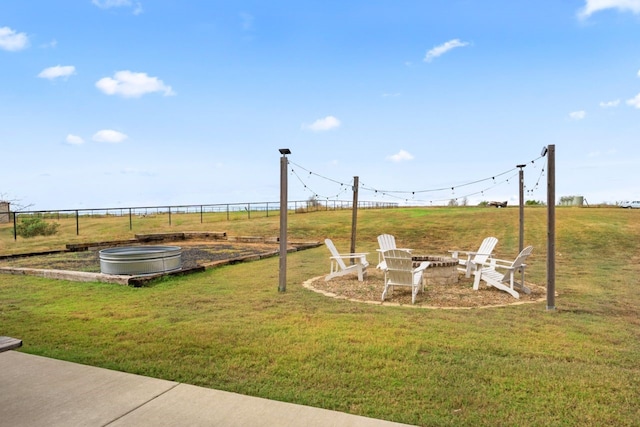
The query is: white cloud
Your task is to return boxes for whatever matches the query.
[95,71,175,98]
[0,26,29,51]
[92,0,143,14]
[303,116,341,132]
[637,69,640,77]
[588,149,618,157]
[132,3,143,15]
[424,39,469,62]
[599,99,620,108]
[40,39,57,49]
[38,65,76,80]
[66,134,85,145]
[578,0,640,19]
[240,12,254,31]
[92,130,128,143]
[387,149,415,162]
[569,110,587,120]
[93,0,130,6]
[627,93,640,108]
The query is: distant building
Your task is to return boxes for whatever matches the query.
[559,196,584,206]
[0,201,9,223]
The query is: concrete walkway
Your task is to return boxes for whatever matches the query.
[0,351,415,427]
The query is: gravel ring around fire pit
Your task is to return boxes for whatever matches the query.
[305,268,546,309]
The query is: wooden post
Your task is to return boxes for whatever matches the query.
[517,164,526,253]
[546,145,556,310]
[278,149,291,292]
[517,164,526,287]
[350,176,359,263]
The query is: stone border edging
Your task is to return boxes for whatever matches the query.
[0,236,322,286]
[302,275,547,310]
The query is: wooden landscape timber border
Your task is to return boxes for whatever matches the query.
[0,232,322,287]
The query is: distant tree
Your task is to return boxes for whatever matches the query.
[306,196,322,210]
[525,200,545,206]
[448,198,459,207]
[0,193,33,211]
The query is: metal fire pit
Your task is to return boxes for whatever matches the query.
[99,246,182,275]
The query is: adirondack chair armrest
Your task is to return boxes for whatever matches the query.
[448,250,491,260]
[448,249,475,259]
[485,260,527,273]
[480,257,510,268]
[331,253,369,262]
[414,261,431,272]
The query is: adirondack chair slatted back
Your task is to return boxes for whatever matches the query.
[473,245,534,298]
[474,237,498,264]
[377,234,397,252]
[508,245,533,275]
[382,249,429,304]
[383,250,414,285]
[324,239,348,270]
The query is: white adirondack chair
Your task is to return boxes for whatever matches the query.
[376,234,412,270]
[449,236,498,278]
[381,249,430,304]
[473,246,533,299]
[324,239,369,282]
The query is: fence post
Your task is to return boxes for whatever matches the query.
[129,208,132,230]
[169,207,172,226]
[13,211,17,240]
[76,210,79,235]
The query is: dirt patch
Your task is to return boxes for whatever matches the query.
[307,268,546,308]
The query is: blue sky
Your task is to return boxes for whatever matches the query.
[2,0,640,210]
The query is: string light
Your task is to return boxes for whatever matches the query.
[288,154,545,205]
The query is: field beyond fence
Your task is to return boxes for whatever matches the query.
[2,199,396,246]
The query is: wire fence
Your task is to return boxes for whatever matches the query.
[4,199,398,240]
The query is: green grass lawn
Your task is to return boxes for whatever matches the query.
[1,206,639,426]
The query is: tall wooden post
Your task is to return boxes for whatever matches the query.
[546,145,556,310]
[350,176,359,262]
[278,149,291,292]
[517,164,526,253]
[517,164,526,287]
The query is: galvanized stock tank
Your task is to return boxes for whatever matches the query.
[99,246,182,275]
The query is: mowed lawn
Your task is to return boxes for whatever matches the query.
[1,207,639,426]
